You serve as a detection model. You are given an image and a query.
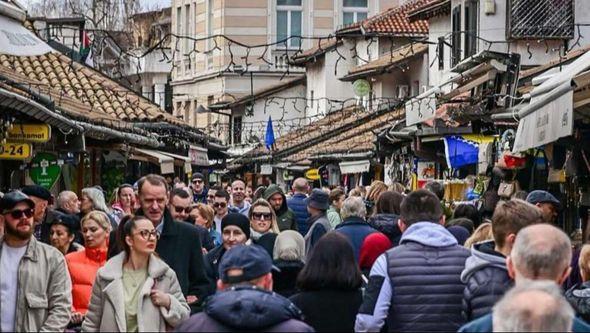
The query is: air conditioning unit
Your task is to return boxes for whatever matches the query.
[396,85,409,99]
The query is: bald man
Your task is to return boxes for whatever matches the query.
[287,178,311,235]
[56,191,80,215]
[229,180,250,216]
[460,224,590,332]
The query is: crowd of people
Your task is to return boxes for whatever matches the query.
[0,173,589,332]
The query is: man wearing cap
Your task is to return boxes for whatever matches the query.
[526,190,561,224]
[192,173,209,204]
[177,244,313,332]
[0,191,72,332]
[303,189,332,257]
[21,184,58,244]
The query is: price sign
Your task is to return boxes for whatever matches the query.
[0,142,32,160]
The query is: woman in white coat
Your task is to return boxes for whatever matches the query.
[82,215,190,332]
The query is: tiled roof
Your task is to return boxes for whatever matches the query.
[407,0,451,22]
[290,38,341,66]
[338,0,429,36]
[0,52,183,128]
[342,42,428,81]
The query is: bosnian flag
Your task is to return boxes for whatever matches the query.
[443,136,478,169]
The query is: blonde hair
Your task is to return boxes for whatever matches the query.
[81,210,112,232]
[464,222,493,249]
[366,181,388,202]
[248,198,280,234]
[579,244,590,282]
[194,203,215,229]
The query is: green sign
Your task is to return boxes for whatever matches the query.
[29,152,61,189]
[352,79,371,97]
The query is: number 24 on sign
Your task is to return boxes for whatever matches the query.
[0,143,32,159]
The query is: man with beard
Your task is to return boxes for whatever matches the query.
[168,188,214,251]
[263,185,297,231]
[229,180,251,216]
[0,191,71,332]
[21,185,56,243]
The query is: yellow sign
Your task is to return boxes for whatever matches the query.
[7,124,51,143]
[0,142,32,160]
[305,168,320,180]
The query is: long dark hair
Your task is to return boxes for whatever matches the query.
[375,191,403,215]
[117,215,151,258]
[296,232,362,291]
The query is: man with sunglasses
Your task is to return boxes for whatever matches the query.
[0,191,72,332]
[213,189,231,235]
[169,188,214,251]
[191,173,209,204]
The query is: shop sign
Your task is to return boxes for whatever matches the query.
[0,142,32,160]
[260,164,273,175]
[29,152,61,189]
[189,145,209,166]
[305,168,321,180]
[7,124,51,143]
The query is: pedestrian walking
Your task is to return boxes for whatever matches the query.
[359,233,392,277]
[190,203,221,247]
[367,191,403,245]
[566,244,590,322]
[263,184,297,231]
[452,204,481,229]
[0,190,72,332]
[80,187,118,230]
[249,198,280,257]
[21,184,54,243]
[49,214,83,255]
[176,244,313,332]
[272,230,306,298]
[327,188,344,228]
[526,190,562,224]
[461,199,543,321]
[335,196,378,262]
[229,180,251,216]
[287,178,311,235]
[464,222,493,249]
[212,189,230,234]
[82,215,190,332]
[56,190,81,215]
[168,188,214,251]
[356,189,470,332]
[66,211,111,327]
[303,189,332,258]
[290,232,363,332]
[191,172,208,204]
[364,181,388,216]
[111,184,135,223]
[205,213,251,282]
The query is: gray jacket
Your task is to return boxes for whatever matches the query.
[0,236,72,332]
[303,213,332,259]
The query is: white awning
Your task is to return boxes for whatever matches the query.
[130,148,174,174]
[0,15,53,56]
[339,160,371,174]
[160,151,191,174]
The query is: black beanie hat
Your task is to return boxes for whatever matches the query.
[221,213,251,239]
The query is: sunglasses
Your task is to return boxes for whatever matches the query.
[135,229,160,241]
[173,205,191,214]
[252,212,272,220]
[213,202,227,208]
[192,179,204,184]
[4,208,34,219]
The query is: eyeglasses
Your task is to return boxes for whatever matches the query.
[207,194,216,199]
[192,179,203,184]
[252,212,272,220]
[4,208,34,219]
[213,202,227,209]
[136,229,159,241]
[172,205,191,214]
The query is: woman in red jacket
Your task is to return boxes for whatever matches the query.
[66,210,111,326]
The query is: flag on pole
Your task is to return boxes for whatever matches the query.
[443,136,479,169]
[265,116,275,151]
[80,31,93,67]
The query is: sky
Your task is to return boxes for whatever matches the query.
[25,0,172,12]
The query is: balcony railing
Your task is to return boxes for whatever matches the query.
[507,0,574,39]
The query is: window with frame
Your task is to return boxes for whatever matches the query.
[184,5,190,54]
[464,0,478,59]
[276,0,302,48]
[451,5,461,67]
[343,0,368,26]
[231,116,243,144]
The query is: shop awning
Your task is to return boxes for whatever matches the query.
[339,160,371,174]
[160,152,191,173]
[130,148,174,174]
[513,50,590,152]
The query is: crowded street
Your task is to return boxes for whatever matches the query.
[2,0,590,331]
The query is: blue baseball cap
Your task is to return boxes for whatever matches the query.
[218,245,277,284]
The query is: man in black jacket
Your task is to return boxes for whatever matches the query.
[128,174,211,310]
[461,199,544,321]
[176,244,313,332]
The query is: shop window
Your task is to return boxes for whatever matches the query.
[277,0,302,48]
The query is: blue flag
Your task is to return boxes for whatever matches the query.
[443,136,478,169]
[265,116,275,150]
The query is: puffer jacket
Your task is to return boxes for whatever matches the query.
[460,240,513,321]
[0,236,72,332]
[175,286,314,332]
[287,193,310,235]
[367,213,402,246]
[566,281,590,323]
[66,246,108,314]
[264,185,297,232]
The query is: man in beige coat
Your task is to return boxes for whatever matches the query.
[0,191,72,332]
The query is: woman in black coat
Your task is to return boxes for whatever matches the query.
[366,191,403,245]
[289,232,363,332]
[272,230,306,298]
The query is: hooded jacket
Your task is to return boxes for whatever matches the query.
[175,286,314,332]
[264,185,297,232]
[566,281,590,323]
[367,213,402,246]
[460,241,513,321]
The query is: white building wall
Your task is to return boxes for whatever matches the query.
[427,15,453,89]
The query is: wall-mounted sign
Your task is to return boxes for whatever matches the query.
[260,164,273,175]
[189,145,209,166]
[305,168,321,180]
[353,79,371,97]
[7,124,51,142]
[0,142,32,160]
[29,152,61,189]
